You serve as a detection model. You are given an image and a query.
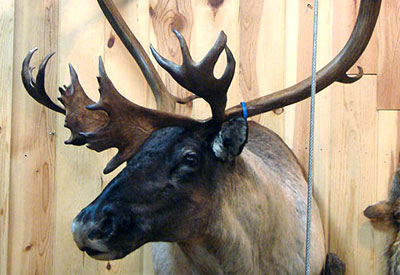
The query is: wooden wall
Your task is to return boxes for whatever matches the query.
[1,0,398,274]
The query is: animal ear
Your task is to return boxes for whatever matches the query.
[363,200,392,221]
[211,117,248,161]
[389,168,400,202]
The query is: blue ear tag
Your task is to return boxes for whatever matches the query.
[240,102,248,120]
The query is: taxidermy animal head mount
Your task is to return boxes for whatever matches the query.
[21,0,381,261]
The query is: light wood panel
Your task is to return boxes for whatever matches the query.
[333,0,377,74]
[8,0,58,274]
[292,0,333,169]
[374,111,400,274]
[328,76,377,274]
[0,0,14,273]
[377,0,400,109]
[3,1,395,274]
[191,0,240,120]
[239,0,286,137]
[149,0,194,117]
[289,0,334,247]
[54,0,143,273]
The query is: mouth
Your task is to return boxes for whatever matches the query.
[81,246,128,261]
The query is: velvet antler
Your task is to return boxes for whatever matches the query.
[22,50,199,174]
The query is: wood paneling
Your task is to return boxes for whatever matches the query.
[329,76,377,274]
[54,0,143,273]
[150,0,194,117]
[289,0,334,247]
[375,111,400,274]
[191,0,240,120]
[333,0,377,74]
[3,1,396,274]
[8,0,58,273]
[0,0,15,273]
[239,0,286,137]
[377,0,400,109]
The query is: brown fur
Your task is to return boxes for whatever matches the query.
[153,122,327,274]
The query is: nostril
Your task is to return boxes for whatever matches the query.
[100,216,115,235]
[87,215,115,240]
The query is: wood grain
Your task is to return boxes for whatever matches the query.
[374,111,400,275]
[238,0,264,125]
[333,0,377,74]
[377,0,400,109]
[4,1,394,274]
[328,76,377,275]
[54,0,142,274]
[105,0,151,108]
[8,0,58,273]
[289,0,334,246]
[54,1,106,272]
[149,0,194,117]
[191,0,240,120]
[0,0,14,273]
[239,0,285,137]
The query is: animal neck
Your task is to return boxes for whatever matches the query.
[387,227,400,274]
[177,150,277,274]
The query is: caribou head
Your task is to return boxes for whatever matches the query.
[21,0,381,270]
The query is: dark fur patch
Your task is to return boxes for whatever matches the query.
[324,253,345,275]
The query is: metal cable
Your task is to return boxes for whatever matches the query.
[305,0,319,274]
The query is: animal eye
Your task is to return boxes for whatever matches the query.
[183,152,199,167]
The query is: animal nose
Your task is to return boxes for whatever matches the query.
[71,205,116,252]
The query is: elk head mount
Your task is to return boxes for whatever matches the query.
[22,0,381,273]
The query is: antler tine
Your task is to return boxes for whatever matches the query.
[172,29,194,64]
[223,0,381,122]
[151,29,236,124]
[22,48,66,114]
[149,44,181,78]
[199,31,227,70]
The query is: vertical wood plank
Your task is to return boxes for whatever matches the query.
[55,0,144,273]
[283,0,299,148]
[239,0,286,137]
[149,0,194,117]
[0,0,14,273]
[291,0,314,170]
[105,0,151,108]
[292,0,333,168]
[54,0,107,273]
[374,111,400,275]
[289,0,333,247]
[328,76,377,275]
[377,1,400,109]
[5,1,391,274]
[8,0,58,274]
[332,0,377,74]
[191,0,240,120]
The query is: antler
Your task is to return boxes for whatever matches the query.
[223,0,381,121]
[150,29,236,124]
[22,48,66,114]
[21,0,381,174]
[22,50,199,174]
[97,0,197,112]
